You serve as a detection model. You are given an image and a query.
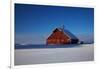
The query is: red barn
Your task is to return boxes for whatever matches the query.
[46,28,79,45]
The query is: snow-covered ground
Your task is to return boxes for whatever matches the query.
[15,44,94,65]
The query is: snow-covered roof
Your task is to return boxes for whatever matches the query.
[57,28,78,39]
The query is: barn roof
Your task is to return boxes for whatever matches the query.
[57,28,78,39]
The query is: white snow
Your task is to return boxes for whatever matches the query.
[15,44,94,65]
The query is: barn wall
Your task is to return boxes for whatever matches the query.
[47,30,71,44]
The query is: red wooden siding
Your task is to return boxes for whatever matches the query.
[47,29,71,45]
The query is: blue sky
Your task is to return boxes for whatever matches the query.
[15,4,94,44]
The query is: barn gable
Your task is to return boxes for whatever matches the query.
[47,28,70,40]
[46,27,79,44]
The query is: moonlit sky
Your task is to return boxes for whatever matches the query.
[15,4,94,44]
